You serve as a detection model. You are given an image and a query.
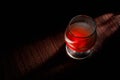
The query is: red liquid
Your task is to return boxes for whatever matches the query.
[65,22,96,52]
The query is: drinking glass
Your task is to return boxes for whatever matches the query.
[64,15,97,60]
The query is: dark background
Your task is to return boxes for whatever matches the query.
[1,0,120,80]
[2,0,120,49]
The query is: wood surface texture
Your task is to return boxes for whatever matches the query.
[1,13,120,80]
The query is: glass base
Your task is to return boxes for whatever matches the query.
[66,46,93,60]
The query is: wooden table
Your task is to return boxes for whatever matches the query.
[1,13,120,80]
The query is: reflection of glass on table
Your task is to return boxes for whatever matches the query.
[65,15,97,60]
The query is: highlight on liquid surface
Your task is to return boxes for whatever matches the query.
[65,22,96,52]
[69,22,94,37]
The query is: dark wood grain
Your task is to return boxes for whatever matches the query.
[2,13,120,80]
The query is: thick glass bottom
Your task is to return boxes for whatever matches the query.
[66,45,93,60]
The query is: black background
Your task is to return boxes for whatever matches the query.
[2,0,120,48]
[1,0,120,80]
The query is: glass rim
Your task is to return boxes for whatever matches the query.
[67,15,97,38]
